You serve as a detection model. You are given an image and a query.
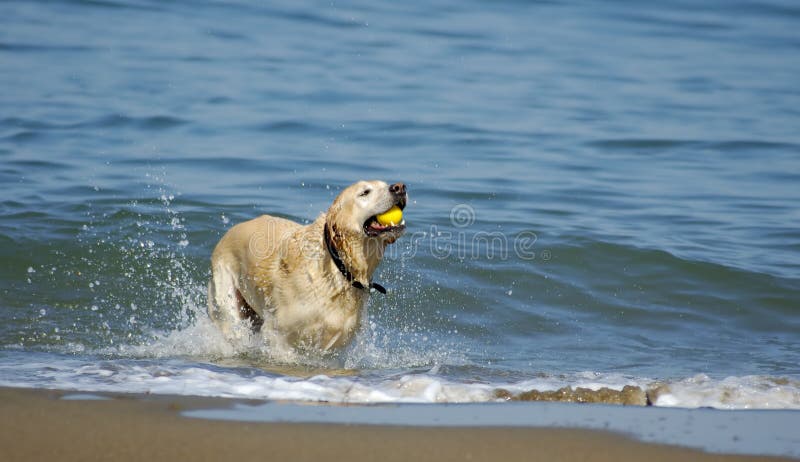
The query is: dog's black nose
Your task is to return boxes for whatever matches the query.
[390,182,406,195]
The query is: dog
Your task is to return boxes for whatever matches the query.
[208,180,407,353]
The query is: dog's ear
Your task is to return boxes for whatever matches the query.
[326,199,347,230]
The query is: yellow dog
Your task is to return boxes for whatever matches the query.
[208,180,407,353]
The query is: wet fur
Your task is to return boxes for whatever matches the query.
[207,180,405,353]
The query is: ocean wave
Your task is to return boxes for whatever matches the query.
[0,351,797,410]
[0,114,189,133]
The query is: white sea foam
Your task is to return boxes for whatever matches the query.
[652,374,800,410]
[0,351,798,409]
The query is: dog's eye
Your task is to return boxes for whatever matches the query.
[359,189,371,197]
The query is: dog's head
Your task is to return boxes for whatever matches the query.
[327,180,407,245]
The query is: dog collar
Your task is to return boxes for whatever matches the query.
[323,223,387,294]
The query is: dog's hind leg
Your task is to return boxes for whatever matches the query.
[208,264,254,339]
[208,263,265,340]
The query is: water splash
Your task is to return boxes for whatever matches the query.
[18,175,459,374]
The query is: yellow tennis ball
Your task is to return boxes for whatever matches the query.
[376,205,403,226]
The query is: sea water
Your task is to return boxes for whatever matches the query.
[1,0,799,414]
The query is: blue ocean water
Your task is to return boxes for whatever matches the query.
[1,0,799,410]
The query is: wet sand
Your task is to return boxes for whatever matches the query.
[0,387,793,462]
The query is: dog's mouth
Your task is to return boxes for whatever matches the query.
[364,199,406,237]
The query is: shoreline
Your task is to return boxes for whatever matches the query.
[0,386,795,462]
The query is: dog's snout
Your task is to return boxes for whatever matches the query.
[390,182,406,196]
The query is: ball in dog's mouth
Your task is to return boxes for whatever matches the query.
[376,205,403,226]
[363,203,406,237]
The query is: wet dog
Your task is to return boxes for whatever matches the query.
[208,180,407,353]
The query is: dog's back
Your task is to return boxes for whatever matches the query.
[207,214,299,337]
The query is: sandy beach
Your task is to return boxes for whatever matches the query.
[0,387,793,462]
